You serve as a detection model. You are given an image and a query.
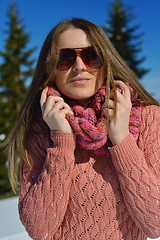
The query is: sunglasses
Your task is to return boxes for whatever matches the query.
[56,46,103,71]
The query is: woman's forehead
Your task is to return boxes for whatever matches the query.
[57,28,90,49]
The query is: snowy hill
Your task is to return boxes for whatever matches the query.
[0,197,31,239]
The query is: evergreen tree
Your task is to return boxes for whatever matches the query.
[0,2,35,196]
[103,0,149,79]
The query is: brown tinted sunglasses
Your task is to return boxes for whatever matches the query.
[57,46,103,71]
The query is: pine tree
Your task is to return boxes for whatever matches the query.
[0,2,35,196]
[103,0,149,79]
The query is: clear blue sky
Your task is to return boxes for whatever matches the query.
[1,0,160,101]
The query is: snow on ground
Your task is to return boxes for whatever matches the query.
[0,197,31,239]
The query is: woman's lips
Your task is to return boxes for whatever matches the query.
[71,78,90,85]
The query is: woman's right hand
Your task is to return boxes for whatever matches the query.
[40,87,74,133]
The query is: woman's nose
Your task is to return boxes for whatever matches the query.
[72,56,87,72]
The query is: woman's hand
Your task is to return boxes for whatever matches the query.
[40,87,74,133]
[102,81,132,145]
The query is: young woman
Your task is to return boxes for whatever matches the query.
[8,18,160,239]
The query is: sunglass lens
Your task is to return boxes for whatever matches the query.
[82,47,103,69]
[57,49,76,70]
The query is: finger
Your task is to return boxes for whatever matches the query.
[108,109,114,118]
[102,99,114,110]
[40,88,63,108]
[51,100,71,112]
[49,107,74,118]
[107,110,114,122]
[40,87,48,107]
[61,108,74,116]
[101,105,114,119]
[41,97,58,117]
[63,102,73,111]
[43,99,64,117]
[47,95,64,103]
[115,89,126,103]
[114,80,131,101]
[40,87,49,113]
[44,95,65,113]
[46,96,64,107]
[46,100,73,117]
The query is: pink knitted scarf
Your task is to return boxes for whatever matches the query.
[47,86,142,155]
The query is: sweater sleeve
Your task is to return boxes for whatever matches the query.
[18,131,76,240]
[109,105,160,238]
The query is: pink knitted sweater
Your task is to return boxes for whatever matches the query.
[19,105,160,240]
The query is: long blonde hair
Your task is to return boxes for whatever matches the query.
[6,18,159,193]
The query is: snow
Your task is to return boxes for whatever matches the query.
[0,197,31,239]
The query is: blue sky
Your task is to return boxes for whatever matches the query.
[1,0,160,101]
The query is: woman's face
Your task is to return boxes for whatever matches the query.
[54,28,104,106]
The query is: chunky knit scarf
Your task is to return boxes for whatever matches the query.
[47,86,142,155]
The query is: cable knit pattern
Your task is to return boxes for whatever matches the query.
[19,105,160,240]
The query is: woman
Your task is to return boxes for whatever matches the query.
[7,18,160,239]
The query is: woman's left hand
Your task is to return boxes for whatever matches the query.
[102,80,132,145]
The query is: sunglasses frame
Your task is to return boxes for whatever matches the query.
[56,46,103,71]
